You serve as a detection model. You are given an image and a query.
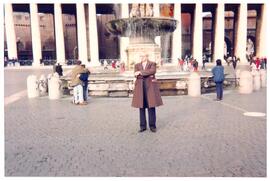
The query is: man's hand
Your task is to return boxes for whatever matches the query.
[134,71,141,76]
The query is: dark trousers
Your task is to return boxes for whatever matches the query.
[139,79,156,129]
[215,82,223,100]
[139,108,156,129]
[83,84,88,101]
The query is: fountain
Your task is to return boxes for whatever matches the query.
[106,4,178,70]
[60,4,218,98]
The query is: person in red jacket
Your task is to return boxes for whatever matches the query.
[112,60,116,69]
[178,58,184,71]
[255,57,261,70]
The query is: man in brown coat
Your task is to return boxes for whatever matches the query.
[132,54,163,133]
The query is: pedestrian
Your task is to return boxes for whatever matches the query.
[255,57,261,70]
[202,57,206,70]
[264,57,267,69]
[231,56,239,70]
[132,53,163,133]
[183,60,188,71]
[211,59,225,101]
[79,64,90,102]
[112,60,116,69]
[193,59,198,72]
[250,60,257,72]
[189,58,194,71]
[55,63,63,76]
[178,58,184,71]
[69,60,87,105]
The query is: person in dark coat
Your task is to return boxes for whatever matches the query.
[131,53,163,133]
[55,63,63,76]
[79,64,90,102]
[211,59,225,101]
[193,59,198,72]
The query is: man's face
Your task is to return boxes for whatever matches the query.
[140,54,148,62]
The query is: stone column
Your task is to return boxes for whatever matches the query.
[235,4,247,63]
[153,3,161,47]
[88,3,100,66]
[256,4,266,57]
[120,4,129,65]
[213,3,225,63]
[76,3,88,65]
[172,3,181,65]
[30,3,42,66]
[192,3,203,65]
[4,4,17,60]
[54,3,66,64]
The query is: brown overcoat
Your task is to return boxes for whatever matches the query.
[69,65,84,87]
[131,61,163,108]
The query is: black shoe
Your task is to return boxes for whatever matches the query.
[138,128,147,133]
[150,127,157,133]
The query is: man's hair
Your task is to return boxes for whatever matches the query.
[216,59,222,66]
[81,64,86,68]
[77,60,82,65]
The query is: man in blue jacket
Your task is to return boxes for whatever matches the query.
[211,59,225,101]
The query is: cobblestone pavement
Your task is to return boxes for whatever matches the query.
[5,86,266,176]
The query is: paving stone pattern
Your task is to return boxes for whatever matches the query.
[5,89,266,176]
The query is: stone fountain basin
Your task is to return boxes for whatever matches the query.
[105,17,178,37]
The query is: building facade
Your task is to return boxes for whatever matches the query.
[4,3,267,66]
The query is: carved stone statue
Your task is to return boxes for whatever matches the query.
[145,4,154,17]
[130,3,154,18]
[140,4,146,17]
[130,4,140,17]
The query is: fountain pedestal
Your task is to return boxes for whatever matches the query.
[127,43,161,70]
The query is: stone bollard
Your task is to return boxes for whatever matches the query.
[235,69,241,86]
[38,74,48,96]
[239,71,253,94]
[48,73,62,100]
[14,62,20,67]
[7,62,13,67]
[259,69,267,87]
[27,75,40,98]
[252,70,261,91]
[188,72,201,97]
